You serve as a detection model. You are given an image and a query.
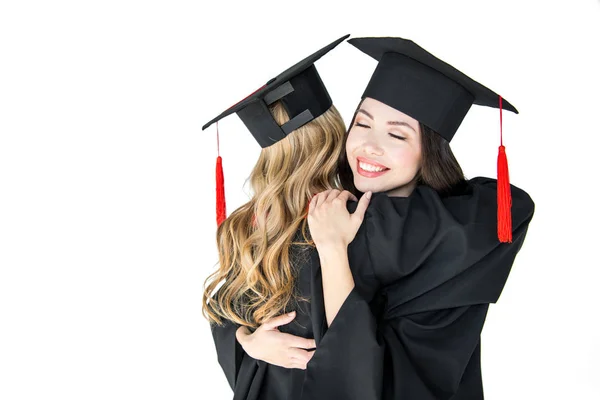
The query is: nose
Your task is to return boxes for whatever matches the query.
[362,138,384,156]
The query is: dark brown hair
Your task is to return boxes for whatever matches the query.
[338,100,467,197]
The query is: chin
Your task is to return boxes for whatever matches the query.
[355,177,414,196]
[353,180,382,194]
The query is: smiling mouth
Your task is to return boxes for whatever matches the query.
[357,160,390,177]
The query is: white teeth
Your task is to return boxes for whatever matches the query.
[359,161,386,172]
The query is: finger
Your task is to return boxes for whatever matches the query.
[304,349,316,363]
[262,311,296,330]
[308,194,317,214]
[289,347,314,363]
[304,350,316,364]
[236,326,251,342]
[314,191,329,208]
[280,332,316,349]
[352,191,372,225]
[325,189,341,203]
[338,190,358,203]
[287,361,307,370]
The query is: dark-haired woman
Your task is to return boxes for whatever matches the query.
[293,37,535,399]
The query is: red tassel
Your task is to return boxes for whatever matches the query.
[497,96,512,243]
[497,146,512,242]
[216,123,226,226]
[216,156,226,226]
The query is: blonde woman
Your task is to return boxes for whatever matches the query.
[201,35,356,400]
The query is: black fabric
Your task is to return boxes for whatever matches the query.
[348,37,518,141]
[282,65,332,121]
[202,35,347,148]
[210,177,535,399]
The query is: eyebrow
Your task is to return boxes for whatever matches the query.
[357,109,417,133]
[357,109,374,119]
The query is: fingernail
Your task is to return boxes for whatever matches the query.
[366,191,372,200]
[288,311,295,316]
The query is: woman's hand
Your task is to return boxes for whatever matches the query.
[307,189,372,249]
[236,311,316,370]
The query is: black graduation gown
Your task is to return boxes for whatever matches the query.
[210,176,535,400]
[210,239,332,400]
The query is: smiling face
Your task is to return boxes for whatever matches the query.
[345,97,422,197]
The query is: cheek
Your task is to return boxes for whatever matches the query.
[345,131,360,159]
[389,145,421,171]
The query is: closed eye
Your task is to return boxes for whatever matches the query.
[389,133,406,141]
[356,121,406,140]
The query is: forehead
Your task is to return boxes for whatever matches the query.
[360,97,418,124]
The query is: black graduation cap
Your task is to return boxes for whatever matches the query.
[347,37,518,142]
[202,34,349,148]
[348,37,517,243]
[204,35,349,227]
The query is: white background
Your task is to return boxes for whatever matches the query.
[1,0,598,399]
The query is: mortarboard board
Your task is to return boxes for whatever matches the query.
[348,37,518,141]
[203,34,349,226]
[203,34,349,148]
[348,37,517,242]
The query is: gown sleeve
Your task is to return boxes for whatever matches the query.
[301,289,490,400]
[210,318,246,392]
[362,177,535,290]
[300,177,535,400]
